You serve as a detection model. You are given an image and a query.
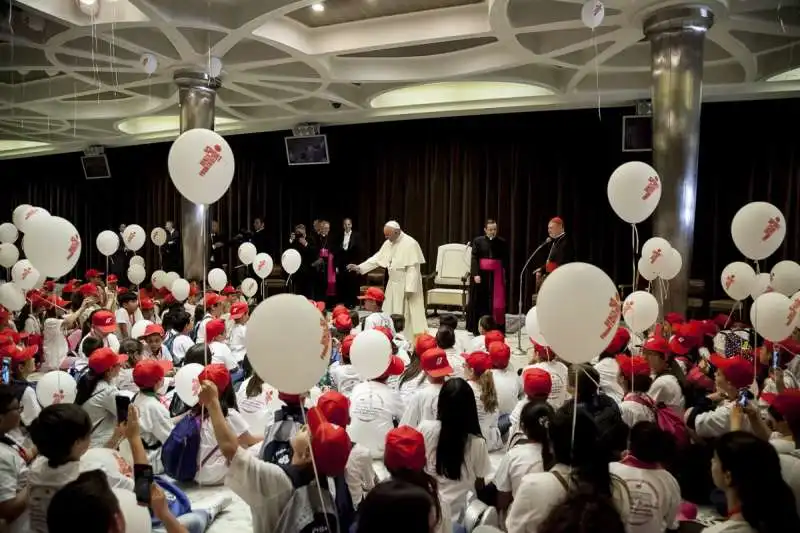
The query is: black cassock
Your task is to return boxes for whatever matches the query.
[467,235,509,334]
[540,234,572,278]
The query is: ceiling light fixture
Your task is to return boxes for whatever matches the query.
[311,3,325,13]
[0,140,50,152]
[116,115,238,136]
[77,0,100,17]
[767,68,800,82]
[370,81,554,109]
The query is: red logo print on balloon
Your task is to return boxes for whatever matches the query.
[763,217,781,242]
[649,248,663,265]
[622,300,634,316]
[191,378,200,396]
[52,389,65,404]
[786,298,800,327]
[257,259,266,272]
[67,235,80,260]
[319,317,331,360]
[24,208,37,220]
[724,274,735,290]
[600,295,622,339]
[641,176,660,201]
[126,231,136,244]
[198,145,222,177]
[21,267,31,280]
[592,1,602,16]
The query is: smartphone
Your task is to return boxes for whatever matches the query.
[1,357,9,384]
[772,350,780,369]
[738,389,750,407]
[115,395,131,424]
[133,464,153,505]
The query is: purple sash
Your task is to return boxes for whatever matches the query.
[479,258,505,325]
[320,248,336,296]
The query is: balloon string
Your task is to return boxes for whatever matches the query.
[299,406,337,533]
[723,301,738,330]
[593,29,601,120]
[569,368,578,489]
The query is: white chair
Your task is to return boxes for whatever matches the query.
[425,243,471,315]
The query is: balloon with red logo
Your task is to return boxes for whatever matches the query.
[536,262,620,364]
[175,363,205,406]
[731,202,785,261]
[241,277,258,298]
[751,272,772,300]
[607,162,661,224]
[171,279,190,301]
[622,291,658,333]
[238,243,257,265]
[253,253,274,279]
[11,205,31,230]
[168,128,235,205]
[23,216,81,278]
[640,237,672,276]
[122,224,145,252]
[750,292,794,342]
[13,204,49,233]
[11,259,40,291]
[150,227,167,247]
[720,262,756,301]
[208,268,227,292]
[0,223,18,244]
[36,371,77,407]
[658,249,682,281]
[770,260,800,296]
[637,256,657,282]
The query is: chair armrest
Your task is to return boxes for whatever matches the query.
[423,271,438,291]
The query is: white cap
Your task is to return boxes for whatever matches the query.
[384,220,401,230]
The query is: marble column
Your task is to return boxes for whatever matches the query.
[644,6,714,314]
[174,69,221,281]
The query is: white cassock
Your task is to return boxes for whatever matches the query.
[358,233,427,336]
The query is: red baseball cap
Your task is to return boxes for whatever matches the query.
[378,355,405,379]
[340,335,355,357]
[205,319,226,340]
[107,274,118,284]
[278,392,302,404]
[642,336,669,355]
[85,269,103,279]
[88,348,127,373]
[464,351,492,377]
[62,282,75,294]
[616,355,650,378]
[761,390,800,425]
[665,312,685,325]
[699,320,719,338]
[332,305,348,319]
[199,363,231,393]
[309,300,325,312]
[334,313,352,332]
[317,391,350,427]
[488,341,511,369]
[43,280,55,292]
[45,294,69,309]
[133,359,173,389]
[80,283,99,297]
[484,330,505,348]
[709,354,755,389]
[204,293,224,307]
[142,324,165,338]
[230,302,249,320]
[532,341,554,361]
[91,310,117,334]
[713,314,729,328]
[358,287,385,303]
[415,333,437,355]
[189,284,200,296]
[668,335,692,356]
[221,285,237,295]
[523,368,552,398]
[307,407,352,476]
[384,426,426,472]
[420,347,452,378]
[605,327,630,354]
[116,287,129,295]
[139,297,154,310]
[0,344,38,364]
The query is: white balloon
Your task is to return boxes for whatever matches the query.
[238,242,257,265]
[96,230,120,257]
[168,128,235,205]
[36,371,77,407]
[139,53,158,75]
[245,293,331,394]
[281,249,302,275]
[720,262,757,301]
[15,205,49,233]
[537,262,620,364]
[731,202,786,261]
[127,264,146,285]
[770,260,800,296]
[790,291,800,328]
[525,306,548,346]
[23,216,81,278]
[174,363,205,406]
[171,278,190,301]
[122,224,146,252]
[641,237,672,275]
[129,255,145,268]
[581,0,605,29]
[253,253,274,279]
[150,227,167,247]
[638,256,658,282]
[164,271,180,290]
[209,56,223,77]
[751,272,773,300]
[350,329,392,380]
[0,223,18,244]
[241,278,259,298]
[151,269,166,289]
[750,292,794,341]
[208,268,227,291]
[130,320,154,340]
[0,283,25,311]
[607,161,660,224]
[12,205,31,230]
[0,243,18,268]
[659,249,682,281]
[11,260,39,291]
[622,291,659,333]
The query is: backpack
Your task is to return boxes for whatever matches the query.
[627,394,690,448]
[260,407,304,465]
[163,332,178,364]
[150,476,192,528]
[274,466,354,533]
[161,415,218,482]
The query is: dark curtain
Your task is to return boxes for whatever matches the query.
[1,98,799,310]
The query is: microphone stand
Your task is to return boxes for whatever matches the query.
[515,239,551,355]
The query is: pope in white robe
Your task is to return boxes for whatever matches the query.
[348,221,427,336]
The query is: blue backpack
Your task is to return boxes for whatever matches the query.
[150,476,192,528]
[161,415,218,482]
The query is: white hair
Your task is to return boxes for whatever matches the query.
[384,221,401,231]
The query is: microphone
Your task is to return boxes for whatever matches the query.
[544,236,553,244]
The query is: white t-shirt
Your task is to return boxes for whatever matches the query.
[116,368,138,394]
[525,361,569,409]
[228,323,247,362]
[492,367,523,414]
[348,381,403,458]
[42,318,69,371]
[195,315,212,344]
[397,373,427,405]
[619,396,656,428]
[609,461,681,533]
[132,393,173,447]
[418,420,491,520]
[76,332,120,363]
[444,347,466,379]
[362,312,394,333]
[648,374,684,412]
[509,398,528,436]
[594,357,624,403]
[0,439,29,533]
[470,335,486,352]
[329,362,363,397]
[209,341,238,371]
[195,409,250,485]
[167,330,194,363]
[493,442,545,496]
[80,380,120,448]
[469,380,502,451]
[345,443,377,508]
[235,378,283,438]
[400,381,442,428]
[114,308,144,338]
[19,385,41,430]
[24,316,41,335]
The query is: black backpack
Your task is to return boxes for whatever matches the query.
[275,465,354,533]
[260,406,306,465]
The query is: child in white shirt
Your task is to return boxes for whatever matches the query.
[358,287,394,333]
[114,293,143,339]
[227,302,249,363]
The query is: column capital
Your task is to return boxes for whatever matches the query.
[644,5,714,37]
[173,68,222,91]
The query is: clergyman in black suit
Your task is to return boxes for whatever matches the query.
[335,218,362,308]
[535,216,572,289]
[210,219,227,270]
[163,220,181,272]
[288,224,316,298]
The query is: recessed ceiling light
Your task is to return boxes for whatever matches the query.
[311,3,325,13]
[0,140,50,152]
[767,68,800,82]
[370,81,554,109]
[116,115,238,136]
